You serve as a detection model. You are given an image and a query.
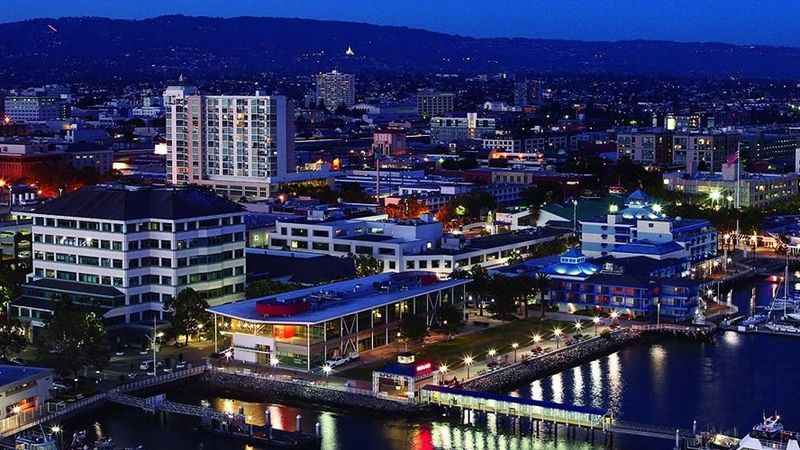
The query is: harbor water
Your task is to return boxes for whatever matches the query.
[61,280,799,450]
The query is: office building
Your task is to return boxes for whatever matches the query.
[671,131,739,172]
[416,90,455,118]
[579,190,717,263]
[13,185,246,336]
[616,128,673,165]
[164,85,296,199]
[207,271,470,371]
[430,113,496,144]
[3,96,62,122]
[663,166,799,208]
[372,130,407,156]
[315,71,355,111]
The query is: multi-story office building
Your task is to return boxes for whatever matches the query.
[208,271,470,371]
[430,113,496,144]
[740,128,800,161]
[416,90,455,118]
[315,70,355,111]
[671,130,739,172]
[580,190,717,263]
[663,167,799,208]
[164,85,295,199]
[268,209,566,277]
[3,96,62,122]
[616,128,673,165]
[13,185,247,335]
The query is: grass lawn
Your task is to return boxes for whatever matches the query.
[413,317,564,366]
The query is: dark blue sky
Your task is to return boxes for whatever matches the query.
[4,0,800,47]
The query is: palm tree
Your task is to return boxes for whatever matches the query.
[533,272,551,320]
[516,274,535,319]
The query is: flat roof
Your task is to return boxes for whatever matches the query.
[423,385,606,416]
[0,365,51,387]
[208,272,469,325]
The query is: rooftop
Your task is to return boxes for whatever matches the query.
[208,271,469,325]
[29,185,244,220]
[0,365,51,387]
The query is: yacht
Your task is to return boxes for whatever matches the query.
[738,415,800,450]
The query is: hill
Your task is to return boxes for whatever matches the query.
[1,15,800,85]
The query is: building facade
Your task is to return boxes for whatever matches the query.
[3,96,61,122]
[430,113,496,144]
[416,91,455,118]
[208,271,469,372]
[315,71,355,111]
[13,185,246,331]
[164,85,295,199]
[616,128,672,165]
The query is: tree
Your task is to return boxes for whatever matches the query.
[385,197,429,220]
[353,255,382,277]
[165,288,210,346]
[0,316,27,360]
[37,298,109,377]
[533,272,552,319]
[467,265,491,316]
[246,279,300,298]
[487,275,520,319]
[437,304,464,335]
[399,316,428,342]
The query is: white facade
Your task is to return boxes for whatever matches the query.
[316,71,355,111]
[0,367,53,420]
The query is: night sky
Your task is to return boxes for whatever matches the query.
[4,0,800,47]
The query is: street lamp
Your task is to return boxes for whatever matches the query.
[572,199,578,232]
[610,310,620,321]
[592,316,600,336]
[270,356,280,370]
[487,348,497,360]
[553,328,563,348]
[574,321,583,333]
[532,334,542,345]
[438,363,449,384]
[322,364,332,377]
[656,301,661,326]
[511,343,519,362]
[463,355,474,378]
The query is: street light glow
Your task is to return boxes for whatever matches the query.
[322,364,332,376]
[574,321,583,330]
[709,190,722,202]
[532,334,542,343]
[553,328,562,337]
[463,355,474,366]
[438,364,449,374]
[487,348,496,357]
[511,342,519,349]
[610,311,620,320]
[592,316,601,324]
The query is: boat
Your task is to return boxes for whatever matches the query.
[737,414,800,450]
[14,433,58,450]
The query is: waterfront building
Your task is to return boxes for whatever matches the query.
[430,113,496,144]
[315,70,355,111]
[207,271,469,371]
[0,365,53,419]
[416,90,455,119]
[663,167,799,208]
[372,352,435,401]
[579,190,717,263]
[12,185,246,336]
[267,209,566,277]
[497,249,700,320]
[163,84,296,199]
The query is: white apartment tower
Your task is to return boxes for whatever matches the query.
[315,71,355,111]
[164,85,295,199]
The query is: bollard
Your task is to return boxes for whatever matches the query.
[265,409,272,439]
[692,420,697,435]
[296,414,302,434]
[315,422,321,437]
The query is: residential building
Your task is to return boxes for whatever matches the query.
[416,91,455,118]
[315,71,355,111]
[0,365,53,419]
[579,190,717,263]
[164,85,296,199]
[13,185,247,336]
[430,113,496,144]
[740,128,800,161]
[207,271,470,371]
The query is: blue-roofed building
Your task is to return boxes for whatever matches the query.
[579,190,717,265]
[0,365,53,419]
[495,249,700,320]
[207,271,469,372]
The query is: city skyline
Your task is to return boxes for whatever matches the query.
[3,0,800,47]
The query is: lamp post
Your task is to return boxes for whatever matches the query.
[572,199,578,233]
[656,301,661,326]
[149,317,164,377]
[51,425,63,448]
[553,328,562,348]
[438,364,448,385]
[463,355,474,379]
[592,316,600,336]
[487,348,496,361]
[574,321,583,334]
[511,342,519,362]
